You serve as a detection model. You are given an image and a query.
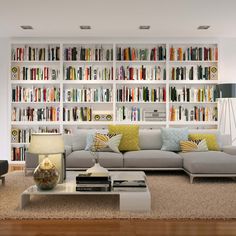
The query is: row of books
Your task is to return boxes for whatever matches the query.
[116,46,166,61]
[76,173,111,192]
[64,88,112,103]
[63,107,92,121]
[116,65,166,81]
[170,86,217,102]
[116,106,142,121]
[11,107,60,122]
[116,86,166,102]
[170,66,217,81]
[64,66,113,80]
[64,46,113,61]
[11,66,60,81]
[11,146,26,161]
[169,106,218,122]
[11,45,60,61]
[11,127,59,143]
[12,86,60,103]
[169,46,218,61]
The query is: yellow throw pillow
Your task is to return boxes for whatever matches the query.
[180,139,208,152]
[108,125,140,151]
[188,134,220,151]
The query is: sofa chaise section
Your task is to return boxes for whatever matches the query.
[180,151,236,183]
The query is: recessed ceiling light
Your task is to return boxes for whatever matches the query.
[139,25,150,30]
[197,25,210,30]
[20,25,34,30]
[80,25,91,30]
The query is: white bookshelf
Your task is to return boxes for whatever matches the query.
[9,41,219,163]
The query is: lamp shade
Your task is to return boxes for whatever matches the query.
[28,133,64,154]
[216,83,236,98]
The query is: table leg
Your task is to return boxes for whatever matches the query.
[20,193,30,209]
[119,191,151,212]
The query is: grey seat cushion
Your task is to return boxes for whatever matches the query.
[0,160,8,176]
[180,151,236,174]
[66,151,123,168]
[124,150,183,168]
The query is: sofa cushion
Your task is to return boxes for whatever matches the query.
[66,150,123,168]
[124,150,183,168]
[180,139,208,152]
[180,151,236,174]
[108,125,140,151]
[161,128,188,151]
[139,129,162,150]
[188,133,220,151]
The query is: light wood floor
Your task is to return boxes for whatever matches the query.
[1,220,236,236]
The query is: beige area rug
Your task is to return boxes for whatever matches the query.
[0,171,236,219]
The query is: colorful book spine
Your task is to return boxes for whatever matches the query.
[116,86,166,102]
[116,65,166,80]
[12,86,60,102]
[64,66,113,80]
[11,107,60,122]
[170,86,217,102]
[116,106,142,121]
[116,46,166,61]
[64,46,113,61]
[63,87,112,102]
[169,46,218,61]
[169,105,218,122]
[63,107,92,121]
[11,45,60,61]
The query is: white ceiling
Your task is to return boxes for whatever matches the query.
[0,0,236,38]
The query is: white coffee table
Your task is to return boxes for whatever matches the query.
[20,171,151,212]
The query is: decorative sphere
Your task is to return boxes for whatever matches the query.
[33,158,59,190]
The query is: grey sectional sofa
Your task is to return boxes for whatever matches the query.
[64,129,236,183]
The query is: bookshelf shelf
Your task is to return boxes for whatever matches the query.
[115,80,166,84]
[170,80,218,84]
[63,102,113,104]
[9,41,219,163]
[116,102,166,104]
[63,80,113,84]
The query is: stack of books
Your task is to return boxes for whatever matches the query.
[113,179,147,192]
[76,173,111,191]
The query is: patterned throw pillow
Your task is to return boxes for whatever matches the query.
[161,128,189,151]
[91,133,122,153]
[180,139,208,152]
[188,134,220,151]
[108,125,140,151]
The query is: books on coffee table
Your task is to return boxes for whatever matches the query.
[76,173,111,192]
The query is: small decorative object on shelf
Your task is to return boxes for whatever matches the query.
[33,158,59,190]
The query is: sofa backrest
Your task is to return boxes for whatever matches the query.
[63,128,231,151]
[139,129,162,150]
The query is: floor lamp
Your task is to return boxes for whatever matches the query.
[217,83,236,145]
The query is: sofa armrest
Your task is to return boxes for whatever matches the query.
[65,145,72,157]
[222,146,236,155]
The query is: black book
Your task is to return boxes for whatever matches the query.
[113,180,146,188]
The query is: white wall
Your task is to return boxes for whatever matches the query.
[219,38,236,83]
[0,38,10,160]
[0,37,235,161]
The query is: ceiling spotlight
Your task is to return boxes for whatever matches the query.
[197,25,210,30]
[80,25,91,30]
[20,25,34,30]
[139,25,150,30]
